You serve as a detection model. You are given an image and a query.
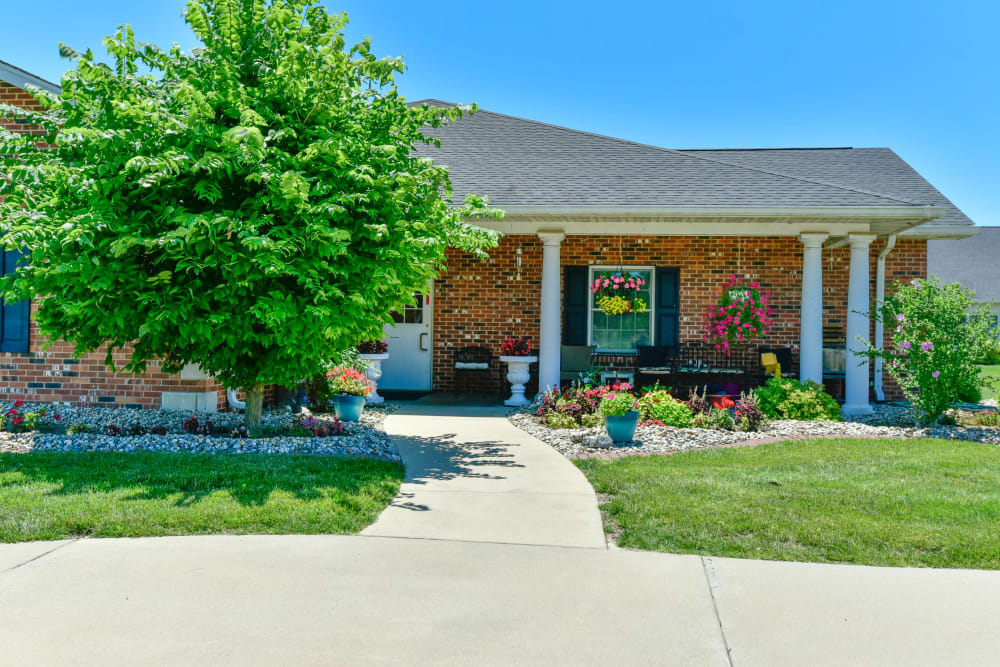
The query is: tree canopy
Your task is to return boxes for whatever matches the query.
[0,0,501,426]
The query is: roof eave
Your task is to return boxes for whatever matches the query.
[0,61,60,95]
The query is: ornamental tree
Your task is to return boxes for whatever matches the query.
[859,277,994,425]
[0,0,501,433]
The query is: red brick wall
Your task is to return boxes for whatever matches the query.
[0,81,47,135]
[432,234,927,398]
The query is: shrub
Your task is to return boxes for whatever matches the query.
[545,412,579,429]
[580,413,604,428]
[104,423,122,436]
[860,277,995,425]
[231,425,250,439]
[195,419,216,436]
[289,416,345,438]
[686,388,710,416]
[126,422,148,436]
[182,416,200,434]
[149,425,168,436]
[638,390,693,428]
[735,391,766,432]
[1,401,48,433]
[971,411,1000,427]
[67,423,94,434]
[599,390,638,418]
[756,377,840,421]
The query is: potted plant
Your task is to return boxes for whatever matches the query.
[356,340,389,404]
[326,366,375,422]
[500,336,538,406]
[599,385,640,443]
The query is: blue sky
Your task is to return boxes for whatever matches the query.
[4,0,997,225]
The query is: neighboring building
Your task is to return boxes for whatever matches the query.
[0,66,980,413]
[928,226,1000,327]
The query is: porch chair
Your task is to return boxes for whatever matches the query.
[453,345,500,397]
[560,345,595,386]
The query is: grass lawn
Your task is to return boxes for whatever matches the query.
[0,451,404,542]
[576,438,1000,569]
[980,364,1000,401]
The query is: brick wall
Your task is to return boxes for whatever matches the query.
[433,234,927,399]
[0,81,47,135]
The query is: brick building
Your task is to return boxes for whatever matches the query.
[0,64,979,414]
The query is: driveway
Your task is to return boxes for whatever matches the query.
[2,405,1000,665]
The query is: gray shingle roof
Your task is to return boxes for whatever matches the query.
[412,100,973,225]
[928,227,1000,302]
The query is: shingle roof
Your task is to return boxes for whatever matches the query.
[0,59,60,95]
[928,227,1000,302]
[412,100,973,226]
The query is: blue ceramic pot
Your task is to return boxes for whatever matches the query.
[333,394,366,422]
[604,411,639,443]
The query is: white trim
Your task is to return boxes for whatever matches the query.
[0,61,60,95]
[587,265,655,353]
[899,224,981,239]
[495,205,947,219]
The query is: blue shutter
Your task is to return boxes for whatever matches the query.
[563,266,589,346]
[655,267,679,354]
[1,249,29,353]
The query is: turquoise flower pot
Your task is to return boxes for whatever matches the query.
[333,394,366,422]
[604,411,639,443]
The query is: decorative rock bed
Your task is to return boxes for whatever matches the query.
[0,403,400,462]
[509,403,1000,459]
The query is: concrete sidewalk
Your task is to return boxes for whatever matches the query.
[3,535,1000,666]
[362,405,606,548]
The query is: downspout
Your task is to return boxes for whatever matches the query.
[226,387,246,411]
[873,234,897,401]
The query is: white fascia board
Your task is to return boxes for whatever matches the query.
[0,61,60,95]
[899,224,981,239]
[477,219,872,236]
[496,204,948,220]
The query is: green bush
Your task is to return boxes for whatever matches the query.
[545,412,579,429]
[637,390,693,428]
[861,277,995,425]
[691,407,735,430]
[756,376,841,421]
[580,413,604,428]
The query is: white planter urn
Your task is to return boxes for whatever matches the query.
[359,353,389,404]
[500,355,538,407]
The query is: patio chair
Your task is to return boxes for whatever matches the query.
[560,345,595,386]
[453,346,499,396]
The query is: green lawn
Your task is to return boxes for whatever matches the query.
[981,364,1000,401]
[0,452,404,543]
[576,438,1000,569]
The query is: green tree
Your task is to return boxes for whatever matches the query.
[0,0,501,433]
[858,277,994,425]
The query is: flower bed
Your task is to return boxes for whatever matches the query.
[510,403,1000,459]
[0,402,400,461]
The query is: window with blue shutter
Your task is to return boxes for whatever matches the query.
[1,248,29,353]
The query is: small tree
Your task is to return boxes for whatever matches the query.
[0,0,501,434]
[859,277,993,425]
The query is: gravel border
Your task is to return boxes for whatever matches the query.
[0,402,401,462]
[509,403,1000,459]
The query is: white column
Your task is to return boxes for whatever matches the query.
[798,233,828,385]
[537,231,565,394]
[843,233,877,416]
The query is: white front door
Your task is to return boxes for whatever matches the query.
[380,290,433,391]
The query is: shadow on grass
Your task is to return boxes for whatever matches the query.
[0,451,404,508]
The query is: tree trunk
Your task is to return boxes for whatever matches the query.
[245,383,264,437]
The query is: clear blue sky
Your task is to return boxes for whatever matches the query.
[4,0,997,225]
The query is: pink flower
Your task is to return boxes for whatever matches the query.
[932,371,940,378]
[920,341,933,351]
[895,313,905,322]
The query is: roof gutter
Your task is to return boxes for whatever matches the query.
[497,204,948,219]
[0,61,61,95]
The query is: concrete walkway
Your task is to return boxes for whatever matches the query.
[3,406,1000,665]
[362,405,606,548]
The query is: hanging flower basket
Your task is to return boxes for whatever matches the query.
[591,272,648,316]
[703,275,774,353]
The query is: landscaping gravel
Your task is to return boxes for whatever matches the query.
[509,404,1000,459]
[0,402,400,462]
